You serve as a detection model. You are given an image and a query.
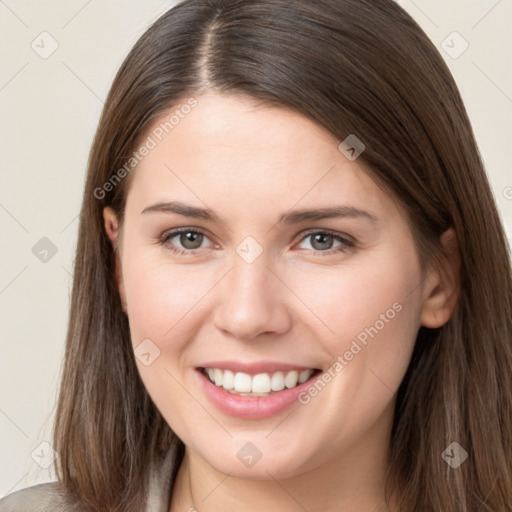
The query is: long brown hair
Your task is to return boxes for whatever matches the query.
[54,1,512,510]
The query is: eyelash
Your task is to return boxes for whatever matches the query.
[158,228,356,256]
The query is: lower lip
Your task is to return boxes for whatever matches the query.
[196,369,321,419]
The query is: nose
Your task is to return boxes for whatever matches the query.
[213,251,293,341]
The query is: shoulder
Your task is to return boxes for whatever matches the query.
[0,442,180,512]
[0,482,81,512]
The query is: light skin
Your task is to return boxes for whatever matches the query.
[103,93,460,511]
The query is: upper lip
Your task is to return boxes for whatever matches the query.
[198,360,318,374]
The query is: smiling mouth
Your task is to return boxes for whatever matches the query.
[200,367,322,396]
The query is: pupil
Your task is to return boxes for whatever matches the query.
[181,232,203,249]
[312,233,332,251]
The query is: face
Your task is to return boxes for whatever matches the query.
[104,92,451,480]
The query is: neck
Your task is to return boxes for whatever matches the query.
[170,405,400,512]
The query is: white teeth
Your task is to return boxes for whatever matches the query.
[214,368,223,387]
[234,372,252,392]
[298,369,313,384]
[252,373,271,393]
[284,370,298,389]
[271,371,285,391]
[222,369,234,390]
[204,368,315,394]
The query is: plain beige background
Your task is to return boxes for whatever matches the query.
[0,0,511,497]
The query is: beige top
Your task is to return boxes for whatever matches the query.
[0,449,176,512]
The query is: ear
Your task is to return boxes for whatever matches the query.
[420,228,461,328]
[103,207,128,314]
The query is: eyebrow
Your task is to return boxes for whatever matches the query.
[141,201,378,224]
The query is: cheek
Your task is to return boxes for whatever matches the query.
[288,251,419,342]
[120,249,221,436]
[287,251,421,401]
[291,253,421,439]
[122,247,219,347]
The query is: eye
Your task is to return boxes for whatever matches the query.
[295,230,355,253]
[158,228,356,255]
[160,228,214,254]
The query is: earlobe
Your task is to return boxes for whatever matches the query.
[419,228,461,328]
[103,207,128,314]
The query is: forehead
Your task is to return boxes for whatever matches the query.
[125,93,391,219]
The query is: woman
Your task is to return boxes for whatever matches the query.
[1,0,511,510]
